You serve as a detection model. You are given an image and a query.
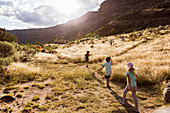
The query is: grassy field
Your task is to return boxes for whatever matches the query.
[0,26,169,112]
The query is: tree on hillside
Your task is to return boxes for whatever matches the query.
[0,28,18,42]
[33,41,44,48]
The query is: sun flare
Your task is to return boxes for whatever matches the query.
[54,0,80,16]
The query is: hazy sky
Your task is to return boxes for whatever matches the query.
[0,0,105,30]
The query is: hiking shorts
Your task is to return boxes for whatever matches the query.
[86,58,89,62]
[105,75,111,79]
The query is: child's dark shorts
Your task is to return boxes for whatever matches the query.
[105,75,111,79]
[86,58,89,62]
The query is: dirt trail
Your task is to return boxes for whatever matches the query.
[87,66,164,113]
[0,63,164,113]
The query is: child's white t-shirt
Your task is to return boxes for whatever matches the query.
[103,62,112,75]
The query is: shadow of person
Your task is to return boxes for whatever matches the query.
[109,87,138,113]
[91,72,105,85]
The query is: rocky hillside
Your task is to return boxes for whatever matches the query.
[8,0,170,44]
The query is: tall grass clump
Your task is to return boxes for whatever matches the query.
[110,33,170,86]
[52,67,93,90]
[0,62,43,85]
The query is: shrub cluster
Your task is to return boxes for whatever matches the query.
[0,41,15,58]
[0,28,17,42]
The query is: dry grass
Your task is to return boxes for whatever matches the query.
[0,26,169,112]
[55,26,170,85]
[56,37,145,64]
[2,62,43,85]
[32,53,58,63]
[110,34,170,85]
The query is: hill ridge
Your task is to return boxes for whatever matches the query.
[8,0,170,44]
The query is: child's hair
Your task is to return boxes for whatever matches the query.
[128,68,135,75]
[106,57,111,62]
[87,51,90,53]
[128,67,135,71]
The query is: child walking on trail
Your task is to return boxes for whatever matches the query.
[98,56,112,88]
[119,62,139,113]
[85,51,92,68]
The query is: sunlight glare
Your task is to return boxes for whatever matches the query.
[54,0,80,16]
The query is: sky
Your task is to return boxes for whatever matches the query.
[0,0,105,30]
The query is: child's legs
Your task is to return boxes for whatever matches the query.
[132,87,138,109]
[106,78,109,86]
[105,75,110,86]
[86,59,89,67]
[123,85,129,101]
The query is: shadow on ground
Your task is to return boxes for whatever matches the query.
[88,67,138,113]
[109,88,137,113]
[91,72,105,85]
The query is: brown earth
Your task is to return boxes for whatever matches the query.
[0,63,164,113]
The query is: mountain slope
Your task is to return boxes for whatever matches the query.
[8,0,170,44]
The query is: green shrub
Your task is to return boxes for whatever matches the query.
[0,28,17,42]
[32,96,40,101]
[0,57,13,66]
[0,41,16,58]
[0,42,16,75]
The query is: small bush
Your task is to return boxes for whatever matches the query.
[0,41,16,58]
[4,86,20,91]
[32,103,39,108]
[23,107,32,112]
[25,102,34,107]
[45,95,54,100]
[16,93,23,98]
[38,105,50,111]
[23,86,29,89]
[32,83,45,89]
[0,57,13,66]
[0,42,16,75]
[32,96,40,101]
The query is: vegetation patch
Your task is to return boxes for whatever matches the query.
[4,86,20,91]
[45,94,54,100]
[32,83,45,89]
[16,93,23,98]
[38,104,50,111]
[32,96,40,101]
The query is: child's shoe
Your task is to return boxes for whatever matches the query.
[131,107,139,113]
[119,98,125,104]
[92,72,95,76]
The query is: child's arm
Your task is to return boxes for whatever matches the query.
[136,74,138,79]
[127,75,132,89]
[109,56,117,65]
[88,53,92,56]
[98,66,104,71]
[109,56,113,65]
[98,64,105,71]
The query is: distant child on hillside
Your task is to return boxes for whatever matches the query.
[98,56,112,88]
[85,51,92,68]
[110,39,114,46]
[119,62,139,113]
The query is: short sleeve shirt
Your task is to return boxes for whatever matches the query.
[85,54,89,60]
[126,72,136,87]
[103,62,112,75]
